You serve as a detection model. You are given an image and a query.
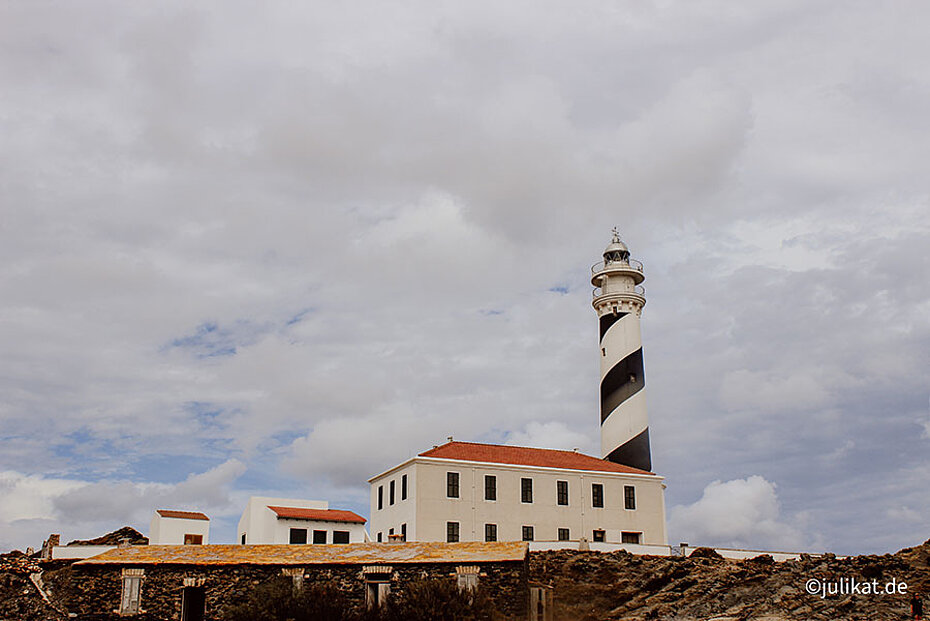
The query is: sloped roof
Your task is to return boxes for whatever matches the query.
[268,506,366,524]
[75,541,527,566]
[156,510,210,521]
[419,441,654,475]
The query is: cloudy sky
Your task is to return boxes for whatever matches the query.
[2,0,928,555]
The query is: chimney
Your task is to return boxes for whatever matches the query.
[387,534,405,544]
[40,534,60,560]
[118,538,132,549]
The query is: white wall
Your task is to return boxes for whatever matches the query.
[238,496,341,544]
[149,514,209,545]
[528,541,672,556]
[368,462,418,542]
[272,518,368,544]
[51,545,116,559]
[679,545,847,561]
[369,457,667,546]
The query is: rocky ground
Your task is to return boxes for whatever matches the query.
[531,542,930,620]
[2,535,928,620]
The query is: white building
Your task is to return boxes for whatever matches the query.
[368,234,668,550]
[368,441,667,548]
[237,496,368,545]
[149,510,210,545]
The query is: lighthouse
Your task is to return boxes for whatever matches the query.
[591,229,652,471]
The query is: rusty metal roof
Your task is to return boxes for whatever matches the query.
[75,541,528,566]
[268,506,366,524]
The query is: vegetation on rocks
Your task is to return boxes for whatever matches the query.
[222,577,495,621]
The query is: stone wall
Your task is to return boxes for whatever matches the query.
[57,559,527,620]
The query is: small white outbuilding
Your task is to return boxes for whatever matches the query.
[148,509,210,545]
[237,496,368,545]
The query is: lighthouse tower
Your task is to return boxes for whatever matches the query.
[591,229,652,472]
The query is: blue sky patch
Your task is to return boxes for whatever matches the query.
[128,454,227,484]
[285,308,314,326]
[168,321,240,358]
[184,401,226,429]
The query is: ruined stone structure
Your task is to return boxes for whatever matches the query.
[65,541,528,620]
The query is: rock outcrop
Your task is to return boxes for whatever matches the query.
[64,527,148,547]
[531,540,930,620]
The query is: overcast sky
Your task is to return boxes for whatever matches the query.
[2,0,928,555]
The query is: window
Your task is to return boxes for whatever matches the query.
[558,528,570,541]
[591,483,604,508]
[557,480,569,505]
[282,567,303,590]
[120,568,143,614]
[447,472,460,498]
[376,532,382,542]
[621,532,642,544]
[378,485,384,510]
[333,531,350,544]
[401,474,408,500]
[447,521,460,542]
[593,529,606,542]
[390,480,395,505]
[484,475,497,501]
[184,534,203,545]
[240,534,246,545]
[485,523,497,542]
[289,528,308,544]
[388,528,394,538]
[400,523,407,541]
[456,566,479,592]
[624,485,636,510]
[312,530,327,544]
[521,478,533,503]
[522,525,534,541]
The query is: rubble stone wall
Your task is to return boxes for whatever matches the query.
[60,559,527,620]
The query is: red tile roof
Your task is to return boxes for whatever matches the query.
[156,510,209,521]
[419,441,654,475]
[268,506,366,524]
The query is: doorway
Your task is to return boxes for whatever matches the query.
[181,586,205,621]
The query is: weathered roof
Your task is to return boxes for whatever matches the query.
[268,506,366,524]
[155,510,210,521]
[419,441,654,475]
[75,542,527,566]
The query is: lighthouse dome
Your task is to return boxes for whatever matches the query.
[603,232,630,263]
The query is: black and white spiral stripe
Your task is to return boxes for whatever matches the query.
[599,311,651,472]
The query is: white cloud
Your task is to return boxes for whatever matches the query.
[0,460,245,551]
[885,506,921,524]
[0,471,84,523]
[719,369,835,414]
[1,0,929,553]
[668,476,809,551]
[506,422,594,453]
